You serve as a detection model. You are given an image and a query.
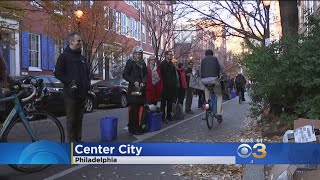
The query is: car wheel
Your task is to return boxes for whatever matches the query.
[85,97,94,113]
[120,94,128,108]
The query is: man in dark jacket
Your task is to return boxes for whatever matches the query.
[200,49,227,123]
[54,32,90,142]
[185,61,194,114]
[159,50,177,123]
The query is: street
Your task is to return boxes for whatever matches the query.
[0,95,250,180]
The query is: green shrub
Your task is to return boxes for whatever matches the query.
[242,17,320,121]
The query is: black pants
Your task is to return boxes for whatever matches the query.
[185,87,193,111]
[128,104,143,134]
[177,88,186,105]
[236,86,245,101]
[64,97,85,142]
[161,97,173,119]
[198,90,205,108]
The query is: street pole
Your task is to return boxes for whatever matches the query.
[262,1,271,47]
[265,6,270,47]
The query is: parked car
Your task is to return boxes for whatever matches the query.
[17,75,97,114]
[92,79,128,108]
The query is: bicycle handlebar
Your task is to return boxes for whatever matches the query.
[21,86,37,103]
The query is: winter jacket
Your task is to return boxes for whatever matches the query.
[185,67,192,87]
[159,60,177,99]
[54,46,91,99]
[146,67,163,104]
[122,58,148,104]
[177,67,187,89]
[200,55,226,79]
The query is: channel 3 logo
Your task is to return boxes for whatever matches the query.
[237,143,267,159]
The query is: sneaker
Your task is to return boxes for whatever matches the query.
[216,115,223,123]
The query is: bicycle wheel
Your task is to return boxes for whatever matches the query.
[2,111,65,172]
[206,110,214,129]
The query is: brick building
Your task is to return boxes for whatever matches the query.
[0,0,174,80]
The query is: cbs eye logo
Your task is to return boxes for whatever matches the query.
[237,143,267,159]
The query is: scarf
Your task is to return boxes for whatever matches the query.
[150,65,160,85]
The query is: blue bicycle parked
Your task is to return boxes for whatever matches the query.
[0,77,65,172]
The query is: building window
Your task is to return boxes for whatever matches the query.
[137,21,141,40]
[121,13,127,35]
[148,5,152,18]
[149,31,152,45]
[74,0,81,5]
[141,1,145,14]
[54,39,63,64]
[116,11,121,34]
[89,0,94,7]
[308,1,314,14]
[29,33,41,68]
[142,24,146,43]
[104,6,109,30]
[131,18,136,38]
[126,16,131,36]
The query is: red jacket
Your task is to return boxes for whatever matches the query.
[146,67,163,104]
[177,68,187,89]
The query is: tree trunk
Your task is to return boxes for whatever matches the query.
[279,1,299,37]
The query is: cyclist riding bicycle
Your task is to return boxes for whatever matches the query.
[200,49,227,123]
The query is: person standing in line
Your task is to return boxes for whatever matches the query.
[54,32,91,142]
[145,55,162,106]
[159,50,177,123]
[123,46,148,135]
[176,62,187,106]
[185,61,194,114]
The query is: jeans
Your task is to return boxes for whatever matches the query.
[64,97,85,142]
[203,79,223,116]
[185,87,193,111]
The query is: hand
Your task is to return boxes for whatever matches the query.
[134,81,139,88]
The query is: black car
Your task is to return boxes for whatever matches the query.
[92,79,128,108]
[22,75,97,114]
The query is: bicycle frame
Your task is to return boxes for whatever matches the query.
[0,94,36,141]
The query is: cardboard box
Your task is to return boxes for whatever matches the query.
[268,119,320,179]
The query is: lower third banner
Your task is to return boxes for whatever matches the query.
[1,141,320,164]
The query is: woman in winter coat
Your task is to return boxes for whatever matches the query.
[122,46,148,135]
[175,62,187,105]
[146,55,163,105]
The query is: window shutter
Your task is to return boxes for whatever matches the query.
[41,35,48,70]
[21,32,29,68]
[48,36,55,70]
